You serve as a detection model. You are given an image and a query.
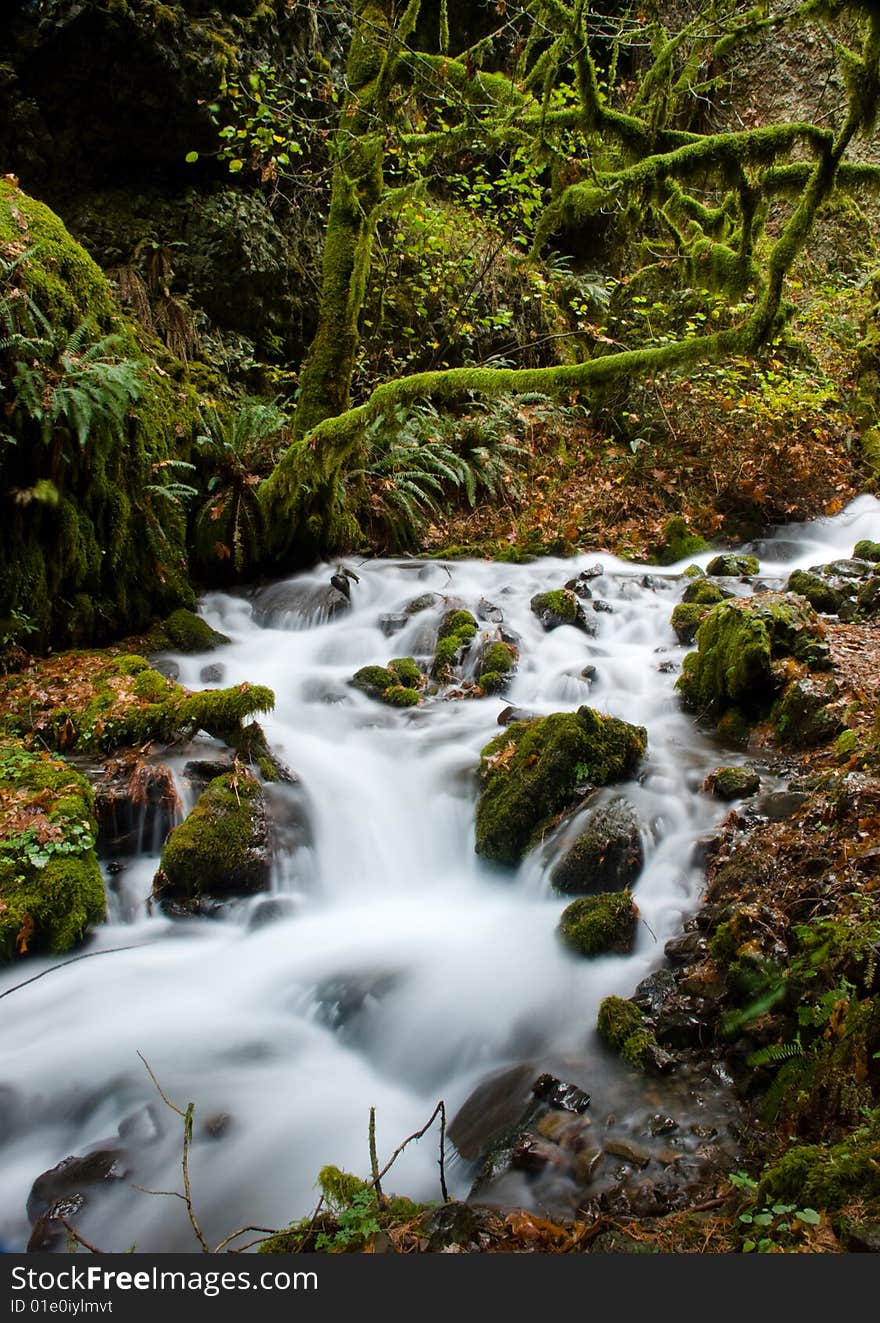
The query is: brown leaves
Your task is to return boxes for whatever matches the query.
[483,740,516,773]
[16,914,34,955]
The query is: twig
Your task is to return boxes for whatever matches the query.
[136,1052,210,1254]
[0,944,145,1001]
[213,1225,279,1254]
[56,1214,105,1255]
[369,1106,385,1206]
[367,1100,449,1203]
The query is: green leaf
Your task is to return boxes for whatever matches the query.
[185,151,199,164]
[795,1208,821,1225]
[228,158,244,173]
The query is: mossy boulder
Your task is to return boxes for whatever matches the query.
[676,593,831,721]
[477,640,518,694]
[161,610,230,653]
[558,892,638,957]
[0,738,105,962]
[706,553,760,576]
[682,579,731,606]
[707,766,761,800]
[550,797,644,896]
[431,610,477,680]
[772,673,846,748]
[785,569,846,616]
[153,771,270,907]
[756,1115,880,1213]
[475,706,647,866]
[670,601,711,645]
[597,995,667,1071]
[351,658,423,705]
[0,651,274,754]
[854,540,880,563]
[530,589,591,633]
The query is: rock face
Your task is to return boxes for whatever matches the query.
[153,771,271,910]
[550,797,644,895]
[676,592,830,720]
[475,707,648,866]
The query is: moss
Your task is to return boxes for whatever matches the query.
[772,674,844,748]
[0,652,274,754]
[757,1111,880,1212]
[558,893,638,957]
[475,707,647,865]
[0,739,105,962]
[671,601,711,645]
[550,797,643,895]
[676,594,830,720]
[258,1164,427,1254]
[382,685,420,707]
[478,641,517,693]
[387,657,422,688]
[154,771,269,901]
[654,517,710,565]
[530,589,583,629]
[351,665,396,695]
[854,540,880,563]
[705,553,760,576]
[431,610,477,680]
[596,995,661,1069]
[709,766,761,799]
[785,570,844,615]
[161,610,230,653]
[682,579,729,606]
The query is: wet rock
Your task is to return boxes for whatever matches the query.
[476,706,647,865]
[550,797,644,896]
[597,996,673,1072]
[405,593,441,615]
[642,575,673,591]
[813,558,872,579]
[378,613,409,637]
[311,970,399,1033]
[706,554,760,576]
[497,704,537,726]
[664,931,708,965]
[786,568,848,615]
[632,968,677,1014]
[251,582,350,629]
[152,657,180,682]
[603,1138,651,1168]
[581,664,598,682]
[511,1134,564,1171]
[476,639,519,695]
[199,663,225,684]
[448,1064,539,1161]
[531,1074,591,1114]
[565,573,594,599]
[94,760,180,857]
[530,589,596,634]
[579,563,606,580]
[421,1202,499,1252]
[755,789,808,821]
[559,893,639,957]
[592,599,613,614]
[646,1114,679,1137]
[27,1149,128,1227]
[182,759,235,789]
[773,674,845,748]
[706,766,761,800]
[477,597,505,623]
[153,771,271,909]
[657,660,678,673]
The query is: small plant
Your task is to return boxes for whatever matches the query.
[729,1172,821,1253]
[314,1185,381,1253]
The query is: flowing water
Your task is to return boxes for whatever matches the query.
[1,495,878,1252]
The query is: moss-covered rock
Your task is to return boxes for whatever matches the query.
[785,569,845,615]
[671,601,711,645]
[431,610,477,680]
[475,706,647,865]
[772,673,846,748]
[676,593,830,721]
[550,797,644,895]
[153,770,270,907]
[756,1111,880,1212]
[706,553,760,576]
[597,995,665,1070]
[707,766,761,800]
[257,1165,427,1254]
[681,579,730,606]
[558,892,638,957]
[854,540,880,563]
[530,589,590,632]
[477,640,518,694]
[351,658,423,705]
[161,610,230,653]
[0,651,274,754]
[0,738,105,962]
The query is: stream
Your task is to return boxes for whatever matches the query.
[1,495,878,1253]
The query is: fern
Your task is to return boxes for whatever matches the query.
[746,1037,804,1069]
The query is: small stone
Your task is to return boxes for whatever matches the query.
[199,663,225,684]
[378,614,409,637]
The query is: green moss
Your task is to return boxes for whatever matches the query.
[772,675,844,748]
[682,579,729,606]
[854,540,880,563]
[478,641,517,693]
[530,589,582,628]
[671,601,711,645]
[710,766,761,799]
[558,893,638,957]
[786,570,844,615]
[676,593,830,720]
[757,1110,880,1212]
[654,517,710,565]
[705,554,760,576]
[258,1164,427,1254]
[387,657,422,688]
[0,739,105,962]
[155,771,268,901]
[475,707,647,865]
[351,665,396,695]
[431,610,477,679]
[382,685,420,707]
[596,994,661,1069]
[162,610,230,653]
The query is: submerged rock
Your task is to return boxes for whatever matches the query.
[475,706,647,865]
[251,582,350,628]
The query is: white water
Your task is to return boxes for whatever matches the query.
[1,495,878,1252]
